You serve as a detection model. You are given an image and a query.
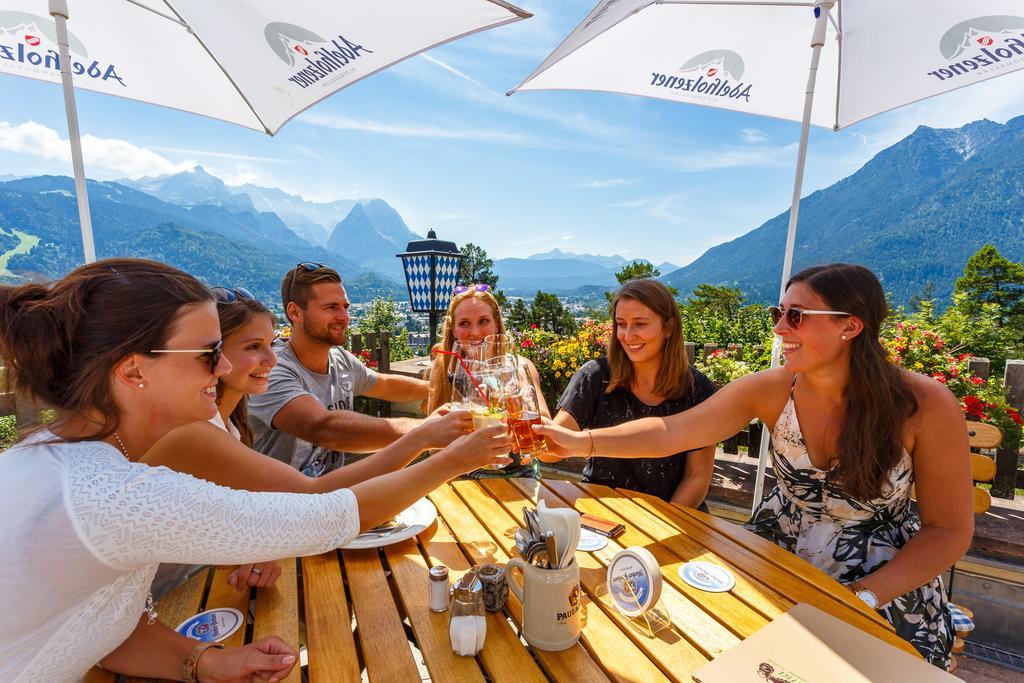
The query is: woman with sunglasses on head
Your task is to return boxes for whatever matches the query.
[540,279,717,509]
[427,283,550,479]
[536,264,971,669]
[0,259,511,682]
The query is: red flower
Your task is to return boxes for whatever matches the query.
[531,323,538,329]
[962,395,987,420]
[931,373,947,384]
[1008,409,1023,426]
[970,376,984,385]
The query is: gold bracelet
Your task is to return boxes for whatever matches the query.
[183,643,224,683]
[585,428,596,456]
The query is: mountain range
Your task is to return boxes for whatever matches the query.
[1,117,1022,307]
[662,117,1024,304]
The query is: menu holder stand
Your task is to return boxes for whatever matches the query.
[612,575,671,638]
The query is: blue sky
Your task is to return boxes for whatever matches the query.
[2,0,1024,267]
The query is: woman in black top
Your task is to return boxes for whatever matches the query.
[546,279,717,507]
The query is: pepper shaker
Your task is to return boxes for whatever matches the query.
[477,563,508,612]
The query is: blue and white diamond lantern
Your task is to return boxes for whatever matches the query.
[397,230,464,313]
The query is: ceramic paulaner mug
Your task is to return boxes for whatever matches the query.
[505,557,582,651]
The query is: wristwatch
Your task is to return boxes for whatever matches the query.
[853,586,879,609]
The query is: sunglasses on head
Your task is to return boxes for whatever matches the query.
[212,286,257,303]
[285,262,327,304]
[769,305,851,328]
[453,283,491,294]
[149,339,224,374]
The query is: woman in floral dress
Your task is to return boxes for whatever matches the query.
[538,263,972,669]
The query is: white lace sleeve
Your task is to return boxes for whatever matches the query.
[65,450,360,570]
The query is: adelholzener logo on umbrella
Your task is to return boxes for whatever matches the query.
[649,50,753,102]
[0,10,125,85]
[265,22,374,90]
[928,15,1024,82]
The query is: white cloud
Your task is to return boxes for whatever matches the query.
[420,53,500,97]
[0,120,194,178]
[149,146,284,164]
[299,111,527,144]
[739,127,769,144]
[663,143,798,173]
[572,178,639,188]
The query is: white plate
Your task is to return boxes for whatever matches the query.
[342,497,438,549]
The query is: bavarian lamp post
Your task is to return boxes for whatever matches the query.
[397,230,464,352]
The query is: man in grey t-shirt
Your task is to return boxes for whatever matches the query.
[249,262,470,477]
[249,342,378,476]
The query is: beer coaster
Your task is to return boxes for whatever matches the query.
[176,607,244,642]
[607,547,662,617]
[576,527,609,552]
[678,561,736,593]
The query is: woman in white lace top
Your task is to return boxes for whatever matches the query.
[0,259,511,682]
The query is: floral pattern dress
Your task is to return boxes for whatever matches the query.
[745,392,953,669]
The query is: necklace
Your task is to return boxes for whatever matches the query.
[112,432,159,625]
[113,432,131,459]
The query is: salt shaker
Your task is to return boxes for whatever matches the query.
[429,565,450,613]
[449,569,486,656]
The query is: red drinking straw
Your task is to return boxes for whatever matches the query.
[435,349,489,404]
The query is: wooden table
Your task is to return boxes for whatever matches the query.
[87,478,918,682]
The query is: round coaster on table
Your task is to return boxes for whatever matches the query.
[678,561,736,593]
[176,608,244,642]
[576,527,609,552]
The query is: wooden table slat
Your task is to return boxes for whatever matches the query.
[302,550,361,683]
[202,566,252,650]
[343,548,422,682]
[429,484,613,683]
[548,479,787,625]
[464,479,702,680]
[251,559,301,683]
[383,537,488,683]
[416,515,549,683]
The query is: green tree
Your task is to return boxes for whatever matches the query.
[605,260,678,302]
[356,297,413,361]
[458,242,499,289]
[616,260,660,283]
[686,283,744,319]
[953,244,1024,326]
[505,298,531,331]
[529,291,576,335]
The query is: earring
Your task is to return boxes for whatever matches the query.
[841,335,848,340]
[138,383,145,388]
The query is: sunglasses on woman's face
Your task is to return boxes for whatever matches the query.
[453,283,491,294]
[769,305,851,329]
[212,286,257,303]
[149,339,224,374]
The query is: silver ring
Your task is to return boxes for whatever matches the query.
[250,567,263,575]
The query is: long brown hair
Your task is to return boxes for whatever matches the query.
[788,263,918,500]
[607,279,693,400]
[216,296,275,447]
[0,258,213,441]
[427,288,506,412]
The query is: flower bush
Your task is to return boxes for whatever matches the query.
[883,322,1022,433]
[696,348,755,388]
[517,320,611,407]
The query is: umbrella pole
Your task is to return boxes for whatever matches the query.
[49,0,96,264]
[752,0,834,513]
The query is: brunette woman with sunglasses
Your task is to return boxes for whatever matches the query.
[536,264,971,669]
[0,259,511,682]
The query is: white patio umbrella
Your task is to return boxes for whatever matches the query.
[509,0,1024,508]
[0,0,530,263]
